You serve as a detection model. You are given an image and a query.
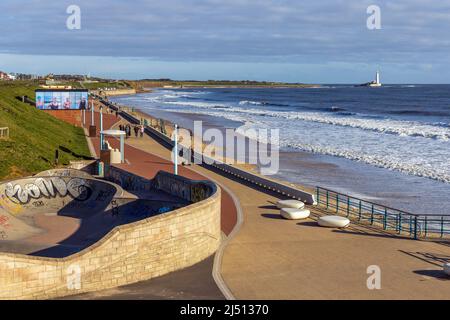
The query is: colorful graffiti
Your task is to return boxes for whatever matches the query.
[0,194,24,215]
[4,177,92,204]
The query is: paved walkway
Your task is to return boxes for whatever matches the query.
[73,112,235,299]
[63,256,223,300]
[86,111,450,300]
[88,113,237,235]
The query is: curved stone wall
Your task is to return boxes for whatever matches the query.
[0,172,221,300]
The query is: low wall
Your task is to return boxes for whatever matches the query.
[67,160,98,175]
[0,170,221,299]
[105,166,215,203]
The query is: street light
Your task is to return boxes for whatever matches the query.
[174,124,178,175]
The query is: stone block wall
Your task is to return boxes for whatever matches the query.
[0,172,221,299]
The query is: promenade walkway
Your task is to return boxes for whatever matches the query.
[82,111,450,300]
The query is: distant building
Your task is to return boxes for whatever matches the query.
[40,85,73,90]
[0,71,15,81]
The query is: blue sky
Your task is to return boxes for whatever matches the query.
[1,0,450,83]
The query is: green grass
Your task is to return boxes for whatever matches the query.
[0,81,91,179]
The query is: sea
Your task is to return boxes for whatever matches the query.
[110,85,450,215]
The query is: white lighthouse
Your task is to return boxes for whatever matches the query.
[369,70,382,87]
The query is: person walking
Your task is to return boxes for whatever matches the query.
[134,125,139,138]
[140,125,144,138]
[125,124,131,139]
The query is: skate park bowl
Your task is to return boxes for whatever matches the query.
[0,168,221,299]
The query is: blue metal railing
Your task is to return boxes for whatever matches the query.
[316,187,450,239]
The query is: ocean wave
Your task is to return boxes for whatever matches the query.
[387,110,449,117]
[137,102,450,183]
[213,106,450,141]
[239,100,265,106]
[283,141,450,184]
[163,100,229,109]
[238,100,290,107]
[233,121,450,184]
[154,96,450,140]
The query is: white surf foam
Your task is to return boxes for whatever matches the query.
[113,90,450,184]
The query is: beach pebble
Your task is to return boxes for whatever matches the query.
[280,208,310,220]
[277,199,305,209]
[318,216,350,228]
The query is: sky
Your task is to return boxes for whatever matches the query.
[1,0,450,83]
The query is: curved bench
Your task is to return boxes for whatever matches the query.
[318,216,350,228]
[280,208,310,220]
[277,199,305,209]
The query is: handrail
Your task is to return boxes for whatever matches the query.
[316,186,450,239]
[318,186,416,216]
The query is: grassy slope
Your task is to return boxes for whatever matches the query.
[0,81,91,179]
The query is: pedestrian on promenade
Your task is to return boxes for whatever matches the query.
[134,125,139,137]
[125,124,131,139]
[140,125,144,138]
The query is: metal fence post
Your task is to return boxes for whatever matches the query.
[409,216,413,236]
[414,216,418,240]
[336,194,339,213]
[370,204,374,225]
[358,200,362,221]
[347,197,350,217]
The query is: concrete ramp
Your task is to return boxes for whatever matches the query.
[0,171,187,257]
[0,176,120,241]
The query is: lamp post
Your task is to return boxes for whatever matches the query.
[91,102,95,126]
[99,106,104,150]
[120,134,125,163]
[174,124,178,175]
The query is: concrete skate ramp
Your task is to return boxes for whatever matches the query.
[0,174,187,258]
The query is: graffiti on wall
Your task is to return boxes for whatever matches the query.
[106,167,152,192]
[0,194,24,215]
[191,185,208,203]
[4,177,93,204]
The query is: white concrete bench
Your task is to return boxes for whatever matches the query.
[318,216,350,228]
[280,208,310,220]
[277,199,305,209]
